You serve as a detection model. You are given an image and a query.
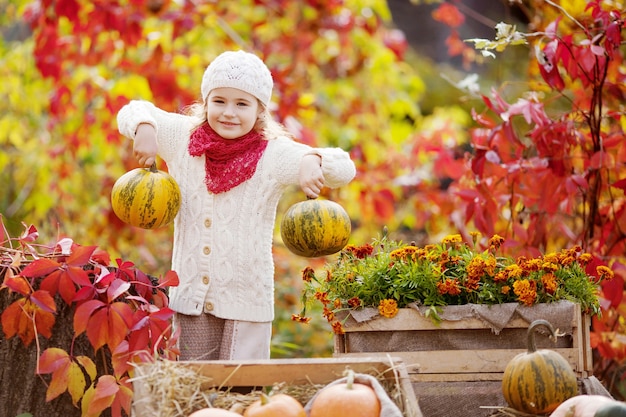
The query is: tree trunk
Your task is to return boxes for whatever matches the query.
[0,287,103,416]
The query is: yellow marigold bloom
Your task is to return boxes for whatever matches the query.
[494,271,509,283]
[442,234,462,244]
[333,298,342,309]
[505,264,523,279]
[378,299,399,318]
[560,255,575,266]
[488,234,505,251]
[302,266,315,282]
[542,261,558,273]
[331,321,345,334]
[578,253,593,265]
[484,255,497,276]
[542,273,558,294]
[467,256,485,279]
[523,258,542,272]
[513,279,537,306]
[543,253,559,264]
[597,265,614,281]
[291,314,311,324]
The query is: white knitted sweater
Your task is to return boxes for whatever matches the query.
[117,100,356,322]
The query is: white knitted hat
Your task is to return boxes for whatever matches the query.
[200,50,273,107]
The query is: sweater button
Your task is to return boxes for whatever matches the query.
[202,275,210,285]
[204,218,212,228]
[204,301,214,312]
[203,246,211,255]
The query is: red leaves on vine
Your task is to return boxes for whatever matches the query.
[0,221,179,416]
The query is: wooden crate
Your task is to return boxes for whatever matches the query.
[334,303,592,382]
[132,357,422,417]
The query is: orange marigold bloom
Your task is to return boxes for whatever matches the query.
[314,291,330,305]
[326,270,333,282]
[541,273,557,294]
[291,314,311,324]
[347,297,361,308]
[543,253,559,264]
[578,253,593,266]
[302,266,315,282]
[333,298,342,309]
[501,285,511,295]
[378,299,399,318]
[560,255,575,266]
[323,307,335,322]
[494,271,509,283]
[513,279,537,306]
[542,261,558,273]
[505,264,523,279]
[331,321,345,334]
[488,234,504,251]
[437,278,461,296]
[597,265,614,281]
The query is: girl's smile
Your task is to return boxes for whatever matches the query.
[207,87,262,139]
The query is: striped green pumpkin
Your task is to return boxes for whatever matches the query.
[280,199,351,258]
[502,319,578,414]
[111,163,181,229]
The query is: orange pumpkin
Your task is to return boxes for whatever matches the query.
[243,393,305,417]
[309,370,381,417]
[188,408,242,417]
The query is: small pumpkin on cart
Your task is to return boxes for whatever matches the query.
[111,162,181,229]
[501,319,578,415]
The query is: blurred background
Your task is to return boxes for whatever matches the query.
[1,0,625,398]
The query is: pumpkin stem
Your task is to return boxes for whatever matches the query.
[149,162,158,173]
[345,369,355,390]
[527,319,556,353]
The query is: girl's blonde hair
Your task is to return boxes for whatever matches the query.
[184,99,293,140]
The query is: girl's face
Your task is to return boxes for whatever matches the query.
[206,87,263,139]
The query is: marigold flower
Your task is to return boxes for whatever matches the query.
[501,285,511,295]
[437,278,461,296]
[442,234,462,244]
[541,273,557,294]
[314,291,330,305]
[326,270,333,282]
[302,266,315,283]
[378,299,399,318]
[505,264,523,279]
[488,234,505,251]
[291,314,311,324]
[333,298,342,309]
[513,279,537,306]
[542,261,558,273]
[345,243,374,259]
[331,321,345,334]
[596,265,614,281]
[322,307,335,322]
[578,253,593,266]
[347,297,361,308]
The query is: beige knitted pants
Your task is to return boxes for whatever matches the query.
[174,312,271,361]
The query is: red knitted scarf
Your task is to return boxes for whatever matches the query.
[188,123,268,194]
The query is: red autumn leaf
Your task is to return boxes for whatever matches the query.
[74,299,106,335]
[38,347,70,374]
[66,244,98,267]
[107,279,131,303]
[83,375,118,417]
[3,275,32,296]
[431,2,464,28]
[39,268,79,305]
[55,0,80,21]
[602,274,624,308]
[612,177,626,191]
[110,376,134,417]
[158,270,179,288]
[372,189,396,221]
[20,258,61,278]
[19,223,39,243]
[30,289,57,314]
[80,301,134,350]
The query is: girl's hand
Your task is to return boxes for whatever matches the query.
[133,123,158,167]
[299,154,324,199]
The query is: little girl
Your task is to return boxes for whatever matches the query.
[116,50,356,360]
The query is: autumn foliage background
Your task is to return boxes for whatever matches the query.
[1,0,626,406]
